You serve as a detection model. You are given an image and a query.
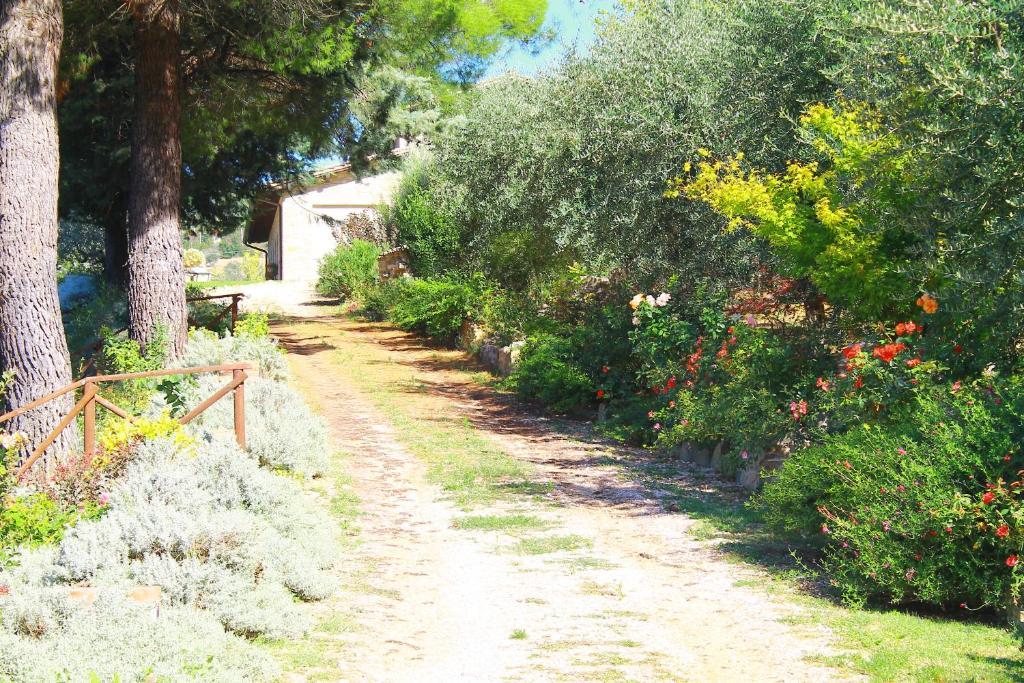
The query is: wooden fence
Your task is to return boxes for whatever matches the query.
[0,363,250,481]
[186,292,244,332]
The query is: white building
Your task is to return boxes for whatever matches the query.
[244,162,401,282]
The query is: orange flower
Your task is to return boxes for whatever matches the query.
[916,294,939,314]
[905,357,921,368]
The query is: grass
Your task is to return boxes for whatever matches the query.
[815,606,1024,682]
[509,534,593,555]
[453,514,551,532]
[510,629,528,640]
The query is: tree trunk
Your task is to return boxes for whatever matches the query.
[127,0,187,357]
[103,194,129,287]
[0,0,75,456]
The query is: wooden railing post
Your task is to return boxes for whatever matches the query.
[230,295,240,333]
[233,368,246,449]
[82,381,97,457]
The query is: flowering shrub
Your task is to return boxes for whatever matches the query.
[650,319,818,461]
[759,375,1024,612]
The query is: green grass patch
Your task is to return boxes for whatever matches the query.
[815,606,1024,682]
[191,279,257,290]
[510,628,528,640]
[453,514,550,532]
[510,534,593,555]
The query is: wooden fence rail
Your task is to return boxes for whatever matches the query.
[186,292,244,333]
[0,362,250,481]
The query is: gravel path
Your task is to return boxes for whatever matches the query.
[234,281,850,682]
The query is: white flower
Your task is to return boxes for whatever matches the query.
[632,316,640,326]
[655,292,671,307]
[982,363,999,379]
[0,431,24,451]
[645,295,657,307]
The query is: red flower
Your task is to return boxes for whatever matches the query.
[914,553,922,561]
[666,376,677,389]
[945,526,953,534]
[895,322,906,336]
[905,357,921,368]
[842,343,863,359]
[854,376,864,389]
[596,390,605,399]
[602,366,610,374]
[1007,555,1018,568]
[929,529,938,537]
[983,491,996,505]
[953,343,963,354]
[816,377,830,392]
[727,326,735,334]
[996,524,1010,538]
[872,343,905,363]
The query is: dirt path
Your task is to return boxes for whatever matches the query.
[237,282,848,682]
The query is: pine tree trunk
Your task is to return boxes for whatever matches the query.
[0,0,75,456]
[127,0,187,357]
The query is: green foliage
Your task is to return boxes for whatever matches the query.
[96,327,167,416]
[400,0,828,289]
[383,153,461,278]
[0,495,95,565]
[235,313,270,339]
[60,0,549,241]
[676,103,918,319]
[510,335,595,415]
[315,240,382,301]
[387,276,485,343]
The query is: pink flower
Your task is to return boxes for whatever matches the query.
[648,411,656,419]
[98,492,110,507]
[951,381,962,394]
[653,423,661,431]
[897,448,907,456]
[740,450,749,460]
[882,520,891,532]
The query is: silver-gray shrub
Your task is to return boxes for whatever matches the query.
[178,328,289,381]
[183,375,330,477]
[0,576,280,681]
[54,437,337,638]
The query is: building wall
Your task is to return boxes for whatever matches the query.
[277,170,401,282]
[267,207,282,279]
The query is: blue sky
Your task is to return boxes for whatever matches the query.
[484,0,618,77]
